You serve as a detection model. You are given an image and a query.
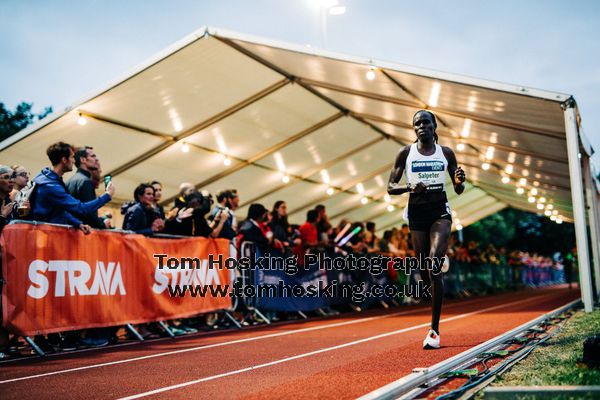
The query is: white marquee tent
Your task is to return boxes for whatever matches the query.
[1,27,598,310]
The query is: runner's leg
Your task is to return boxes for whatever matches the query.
[428,219,451,333]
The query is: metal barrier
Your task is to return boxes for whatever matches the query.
[1,220,566,357]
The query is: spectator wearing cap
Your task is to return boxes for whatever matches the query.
[208,189,237,240]
[174,182,195,210]
[0,165,16,233]
[66,146,110,229]
[122,183,164,235]
[32,142,114,234]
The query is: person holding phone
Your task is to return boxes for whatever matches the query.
[33,142,115,234]
[387,110,466,349]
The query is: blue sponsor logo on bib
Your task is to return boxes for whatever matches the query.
[412,160,445,172]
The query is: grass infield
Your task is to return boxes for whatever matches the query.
[493,307,600,387]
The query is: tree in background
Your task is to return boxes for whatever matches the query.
[0,102,52,142]
[463,208,575,255]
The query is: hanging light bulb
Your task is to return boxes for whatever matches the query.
[552,210,558,215]
[361,196,369,205]
[550,215,557,221]
[481,162,490,170]
[556,217,563,224]
[539,197,546,203]
[547,204,554,210]
[456,224,463,231]
[282,175,290,184]
[528,196,536,203]
[77,114,87,126]
[501,176,510,184]
[326,187,334,196]
[457,142,465,151]
[181,142,190,153]
[387,204,395,212]
[530,188,538,196]
[505,164,513,174]
[544,210,552,216]
[366,67,376,80]
[223,156,232,166]
[519,178,527,186]
[536,203,544,210]
[384,194,391,203]
[516,187,525,195]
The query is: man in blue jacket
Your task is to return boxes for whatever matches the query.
[32,141,115,233]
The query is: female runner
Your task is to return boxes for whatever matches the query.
[387,110,466,349]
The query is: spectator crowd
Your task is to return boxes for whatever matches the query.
[0,141,577,357]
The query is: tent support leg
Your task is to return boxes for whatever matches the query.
[583,155,600,300]
[563,98,594,312]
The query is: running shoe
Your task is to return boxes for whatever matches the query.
[423,329,440,349]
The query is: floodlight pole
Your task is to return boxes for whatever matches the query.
[583,155,600,299]
[562,97,594,312]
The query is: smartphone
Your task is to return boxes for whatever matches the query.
[103,175,112,190]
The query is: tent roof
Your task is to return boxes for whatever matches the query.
[1,26,590,233]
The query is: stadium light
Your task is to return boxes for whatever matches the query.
[329,5,346,15]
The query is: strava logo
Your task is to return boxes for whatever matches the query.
[27,260,126,299]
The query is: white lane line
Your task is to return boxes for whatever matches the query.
[0,305,431,384]
[0,292,543,384]
[117,295,547,400]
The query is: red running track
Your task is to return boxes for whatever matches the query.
[0,286,579,400]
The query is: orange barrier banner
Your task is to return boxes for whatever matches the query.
[1,223,233,336]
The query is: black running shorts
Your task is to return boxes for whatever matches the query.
[407,201,452,232]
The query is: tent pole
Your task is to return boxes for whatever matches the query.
[582,155,600,299]
[562,97,594,312]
